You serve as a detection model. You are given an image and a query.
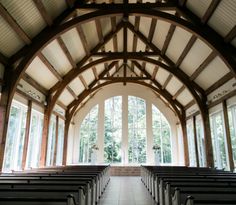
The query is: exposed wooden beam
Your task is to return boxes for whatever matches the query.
[151,66,159,80]
[190,51,217,81]
[53,115,59,165]
[162,24,176,55]
[222,100,234,171]
[95,19,104,43]
[205,72,234,95]
[76,25,90,55]
[102,77,149,80]
[92,51,161,57]
[175,35,197,68]
[0,52,8,66]
[38,53,62,81]
[79,75,89,90]
[172,85,185,100]
[162,74,173,90]
[184,99,196,110]
[92,66,99,80]
[201,0,220,24]
[148,18,157,43]
[52,111,66,121]
[57,37,77,68]
[224,25,236,43]
[22,73,48,96]
[57,100,67,110]
[33,0,53,26]
[66,86,78,100]
[186,110,200,121]
[0,3,31,45]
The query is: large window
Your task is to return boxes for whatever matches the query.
[187,119,197,166]
[3,101,27,171]
[79,105,98,163]
[46,115,56,166]
[56,118,65,165]
[26,109,43,168]
[128,96,146,163]
[210,111,228,170]
[152,105,172,164]
[104,96,122,163]
[196,116,206,167]
[228,105,236,167]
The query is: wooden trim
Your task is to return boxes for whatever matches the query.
[52,111,66,121]
[161,24,176,55]
[76,25,90,55]
[151,66,159,80]
[33,0,53,26]
[184,99,196,110]
[0,3,31,44]
[22,100,32,169]
[224,25,236,43]
[66,86,78,100]
[57,100,67,110]
[181,118,189,166]
[201,0,220,24]
[62,121,69,165]
[95,19,104,43]
[53,115,59,166]
[193,116,200,167]
[79,75,89,90]
[222,100,234,171]
[206,72,234,95]
[208,90,236,108]
[162,74,173,90]
[186,110,200,121]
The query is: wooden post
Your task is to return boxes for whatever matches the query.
[181,115,189,166]
[22,100,32,169]
[53,115,59,166]
[193,116,199,167]
[202,109,214,168]
[62,120,70,165]
[222,100,234,171]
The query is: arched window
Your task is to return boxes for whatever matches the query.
[152,105,172,164]
[79,105,98,163]
[128,96,146,163]
[104,96,122,163]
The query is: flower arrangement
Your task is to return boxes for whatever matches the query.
[91,144,99,150]
[152,144,160,150]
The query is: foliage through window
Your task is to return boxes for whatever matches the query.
[104,96,122,163]
[152,105,172,164]
[46,115,56,166]
[196,116,206,167]
[79,105,98,163]
[187,119,197,166]
[228,105,236,167]
[56,118,65,165]
[128,96,147,163]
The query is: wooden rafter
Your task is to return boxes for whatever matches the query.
[201,0,220,24]
[162,74,173,90]
[57,100,67,110]
[205,72,234,95]
[22,73,48,96]
[172,85,185,100]
[151,66,159,80]
[224,25,236,43]
[33,0,53,26]
[162,24,176,55]
[175,35,197,67]
[76,25,90,55]
[79,75,89,90]
[190,51,217,81]
[184,99,195,110]
[0,3,31,45]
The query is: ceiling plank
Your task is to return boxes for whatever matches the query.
[22,73,48,95]
[162,74,173,90]
[205,72,234,95]
[172,85,185,100]
[33,0,53,26]
[0,3,31,44]
[190,51,217,81]
[201,0,220,24]
[76,25,90,55]
[224,25,236,43]
[57,37,77,68]
[175,35,197,67]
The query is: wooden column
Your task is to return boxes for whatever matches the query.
[0,68,12,171]
[202,109,214,168]
[62,120,70,165]
[22,100,32,169]
[193,116,199,167]
[39,108,50,167]
[53,115,59,166]
[181,116,189,166]
[223,100,234,171]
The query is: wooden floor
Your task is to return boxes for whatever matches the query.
[99,177,156,205]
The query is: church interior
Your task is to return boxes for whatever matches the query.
[0,0,236,204]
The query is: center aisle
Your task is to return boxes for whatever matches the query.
[99,177,156,205]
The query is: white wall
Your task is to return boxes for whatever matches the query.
[69,83,182,165]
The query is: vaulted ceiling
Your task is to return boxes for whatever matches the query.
[0,0,235,121]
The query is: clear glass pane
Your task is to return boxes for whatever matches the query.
[187,119,197,166]
[228,106,236,167]
[56,119,65,165]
